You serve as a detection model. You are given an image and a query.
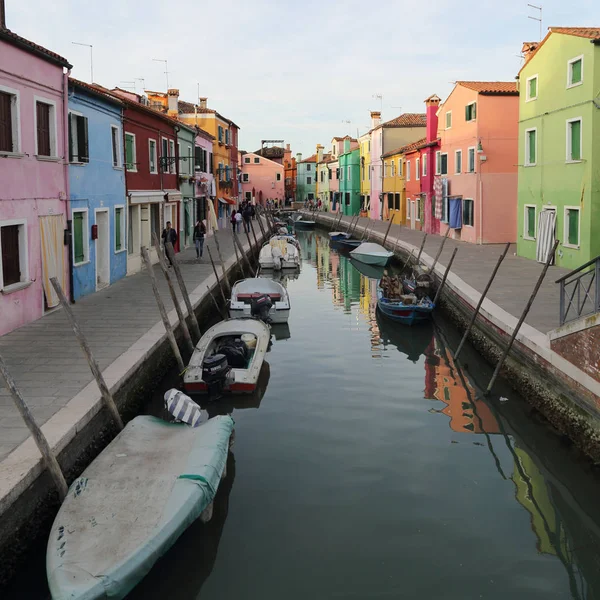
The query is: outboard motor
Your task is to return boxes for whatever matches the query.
[202,353,231,397]
[271,245,283,271]
[250,293,273,323]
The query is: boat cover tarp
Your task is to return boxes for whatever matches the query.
[47,415,233,600]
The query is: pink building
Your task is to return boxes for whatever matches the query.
[437,81,519,244]
[0,22,72,336]
[240,152,284,206]
[194,128,216,229]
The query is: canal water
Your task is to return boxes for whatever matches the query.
[10,229,600,599]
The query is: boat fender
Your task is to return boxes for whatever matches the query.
[164,389,208,427]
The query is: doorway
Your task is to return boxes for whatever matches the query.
[536,208,556,263]
[95,209,110,290]
[410,200,417,230]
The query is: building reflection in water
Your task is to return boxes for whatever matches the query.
[306,229,596,599]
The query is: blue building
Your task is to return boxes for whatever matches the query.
[68,79,127,300]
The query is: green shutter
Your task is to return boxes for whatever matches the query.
[472,102,477,120]
[529,77,537,98]
[568,209,579,246]
[571,59,582,84]
[527,207,535,238]
[73,212,84,263]
[528,130,536,164]
[125,135,133,170]
[115,208,122,251]
[570,120,581,160]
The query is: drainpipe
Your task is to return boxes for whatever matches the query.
[63,68,75,303]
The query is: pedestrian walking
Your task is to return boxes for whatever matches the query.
[161,221,178,265]
[231,209,237,233]
[193,219,206,259]
[243,203,252,233]
[235,210,243,233]
[251,203,256,220]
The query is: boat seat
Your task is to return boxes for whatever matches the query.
[236,293,282,300]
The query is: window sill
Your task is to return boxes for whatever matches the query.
[563,243,580,250]
[36,155,60,162]
[567,81,583,89]
[115,248,127,254]
[70,161,87,167]
[524,163,537,167]
[525,97,537,103]
[149,171,158,175]
[565,159,583,164]
[0,151,25,159]
[113,166,123,171]
[73,260,90,267]
[523,236,536,241]
[127,169,138,173]
[1,281,32,295]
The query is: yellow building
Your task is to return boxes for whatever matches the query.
[382,147,406,224]
[359,131,371,215]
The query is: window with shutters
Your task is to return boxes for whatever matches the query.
[225,129,229,145]
[0,222,27,289]
[345,192,350,206]
[455,150,462,174]
[463,199,474,227]
[394,193,400,210]
[567,56,583,88]
[208,152,213,174]
[468,147,476,173]
[465,102,477,122]
[440,153,448,175]
[194,146,202,171]
[566,118,582,162]
[524,205,536,240]
[320,170,324,183]
[347,166,351,180]
[169,140,176,174]
[161,137,168,172]
[244,156,250,164]
[254,157,260,164]
[416,158,420,181]
[328,168,332,180]
[525,128,537,166]
[72,210,89,265]
[218,126,223,142]
[422,154,427,177]
[435,151,441,175]
[387,193,394,209]
[125,133,137,171]
[398,159,403,177]
[115,206,125,252]
[242,173,249,182]
[564,207,580,248]
[276,173,281,181]
[445,111,452,129]
[406,160,411,181]
[0,87,19,154]
[35,99,56,157]
[110,125,121,167]
[526,75,538,101]
[306,177,312,185]
[68,112,89,163]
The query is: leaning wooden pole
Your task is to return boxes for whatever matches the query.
[256,210,267,240]
[244,225,254,258]
[416,233,428,264]
[151,234,194,354]
[164,242,202,341]
[234,231,256,276]
[0,354,68,500]
[212,231,230,293]
[454,242,510,360]
[485,239,559,396]
[207,245,229,310]
[232,233,246,278]
[382,217,394,247]
[141,247,185,373]
[432,247,458,305]
[50,277,124,431]
[207,285,228,321]
[431,227,451,272]
[250,219,260,252]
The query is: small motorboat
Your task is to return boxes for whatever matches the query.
[328,231,351,241]
[293,219,316,230]
[269,233,301,252]
[229,277,290,324]
[333,237,363,250]
[350,242,394,266]
[183,318,271,395]
[377,286,434,326]
[47,414,233,600]
[259,238,301,270]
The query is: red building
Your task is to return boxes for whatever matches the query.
[403,138,426,231]
[104,87,180,274]
[420,95,442,235]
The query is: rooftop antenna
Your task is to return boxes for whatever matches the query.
[119,81,135,91]
[341,119,351,135]
[527,3,543,41]
[135,78,145,93]
[72,42,93,83]
[153,58,169,89]
[372,93,383,113]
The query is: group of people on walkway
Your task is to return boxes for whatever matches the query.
[230,201,255,234]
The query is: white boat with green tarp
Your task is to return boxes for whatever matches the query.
[46,414,234,600]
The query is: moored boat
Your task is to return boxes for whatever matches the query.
[229,278,290,324]
[259,238,301,270]
[47,414,233,600]
[293,219,316,229]
[350,242,394,266]
[328,231,351,241]
[376,286,434,326]
[183,318,271,395]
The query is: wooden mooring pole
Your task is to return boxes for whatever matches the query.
[207,286,228,321]
[454,242,510,360]
[232,233,246,278]
[0,354,69,500]
[382,217,394,247]
[141,247,185,373]
[152,234,194,353]
[234,231,256,277]
[164,242,202,341]
[207,245,229,310]
[50,277,124,431]
[432,247,458,305]
[212,231,230,293]
[250,219,259,250]
[256,211,267,240]
[431,227,451,272]
[484,239,559,396]
[416,233,428,264]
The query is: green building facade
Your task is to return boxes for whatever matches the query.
[177,124,197,248]
[296,154,317,203]
[339,143,361,216]
[517,28,600,269]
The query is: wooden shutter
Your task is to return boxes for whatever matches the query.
[111,127,119,166]
[77,116,89,162]
[0,92,12,152]
[1,225,20,286]
[571,60,582,84]
[125,135,134,170]
[527,207,536,238]
[36,102,51,156]
[68,114,74,162]
[570,121,581,160]
[73,212,84,263]
[472,102,476,120]
[209,152,213,174]
[202,149,207,172]
[115,208,122,251]
[568,209,579,245]
[194,146,201,169]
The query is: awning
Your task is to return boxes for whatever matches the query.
[218,197,236,205]
[164,190,182,203]
[128,190,164,205]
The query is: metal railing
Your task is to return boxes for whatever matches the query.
[556,255,600,325]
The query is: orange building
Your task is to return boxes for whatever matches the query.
[283,144,297,204]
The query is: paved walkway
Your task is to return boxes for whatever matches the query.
[314,212,570,335]
[0,227,255,462]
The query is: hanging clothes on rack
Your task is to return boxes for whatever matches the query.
[449,197,462,229]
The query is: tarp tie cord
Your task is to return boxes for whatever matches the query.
[177,473,217,496]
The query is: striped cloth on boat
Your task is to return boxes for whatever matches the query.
[164,389,207,427]
[536,210,556,264]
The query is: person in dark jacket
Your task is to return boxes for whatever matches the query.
[242,204,252,233]
[161,221,177,265]
[230,209,237,233]
[193,219,206,259]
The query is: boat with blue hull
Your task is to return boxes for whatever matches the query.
[376,286,434,326]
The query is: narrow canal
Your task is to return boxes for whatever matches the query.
[10,229,600,599]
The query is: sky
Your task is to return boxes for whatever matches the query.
[5,0,599,157]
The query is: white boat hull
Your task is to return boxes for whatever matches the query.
[259,240,301,271]
[350,242,393,267]
[229,277,291,324]
[230,306,290,324]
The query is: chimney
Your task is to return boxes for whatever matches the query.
[316,144,324,163]
[0,0,5,28]
[167,89,179,118]
[424,94,441,143]
[343,138,350,154]
[370,111,381,130]
[199,97,207,109]
[521,42,539,64]
[286,143,290,151]
[296,152,302,163]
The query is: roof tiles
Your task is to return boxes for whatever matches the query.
[457,81,519,95]
[0,28,72,68]
[550,27,600,39]
[381,113,427,128]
